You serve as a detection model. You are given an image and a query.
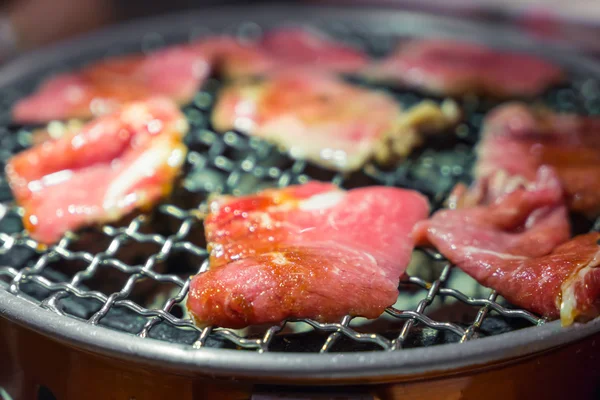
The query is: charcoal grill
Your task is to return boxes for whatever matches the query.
[2,4,600,400]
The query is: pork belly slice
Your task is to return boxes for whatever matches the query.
[187,182,430,328]
[13,44,211,123]
[412,166,596,324]
[212,70,459,172]
[365,39,564,98]
[6,97,189,244]
[216,28,369,79]
[476,102,600,217]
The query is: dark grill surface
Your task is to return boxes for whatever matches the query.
[0,22,599,354]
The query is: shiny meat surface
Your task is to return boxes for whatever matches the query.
[212,70,459,172]
[544,233,600,326]
[187,182,430,328]
[218,28,369,79]
[476,102,600,217]
[6,97,189,244]
[13,29,367,124]
[13,44,211,123]
[413,167,583,323]
[365,39,564,97]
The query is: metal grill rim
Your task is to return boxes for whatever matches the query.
[0,6,599,374]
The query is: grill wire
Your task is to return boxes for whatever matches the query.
[0,24,599,354]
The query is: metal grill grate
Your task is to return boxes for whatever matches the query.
[0,21,598,354]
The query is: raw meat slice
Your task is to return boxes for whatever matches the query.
[364,39,564,97]
[260,28,368,73]
[6,97,189,244]
[413,167,584,324]
[544,233,600,326]
[187,182,430,328]
[217,28,369,79]
[476,102,600,216]
[211,70,460,172]
[13,44,211,123]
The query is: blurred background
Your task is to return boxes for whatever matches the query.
[1,0,600,61]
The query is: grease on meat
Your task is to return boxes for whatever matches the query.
[13,44,211,123]
[6,97,189,244]
[212,70,459,172]
[411,167,600,325]
[187,182,429,328]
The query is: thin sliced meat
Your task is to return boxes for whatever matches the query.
[365,39,564,98]
[413,167,584,324]
[476,102,600,217]
[187,182,429,328]
[260,28,368,73]
[218,28,369,79]
[6,97,189,244]
[212,70,459,172]
[544,233,600,326]
[13,44,211,123]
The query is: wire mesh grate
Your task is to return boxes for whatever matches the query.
[0,22,597,354]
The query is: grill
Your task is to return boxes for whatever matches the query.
[2,4,600,389]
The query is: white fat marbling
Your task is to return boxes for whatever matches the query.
[299,191,345,211]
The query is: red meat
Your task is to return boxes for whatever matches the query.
[412,167,588,324]
[6,97,189,244]
[13,44,211,123]
[187,182,429,328]
[476,102,600,216]
[365,39,564,97]
[212,70,459,172]
[218,28,369,79]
